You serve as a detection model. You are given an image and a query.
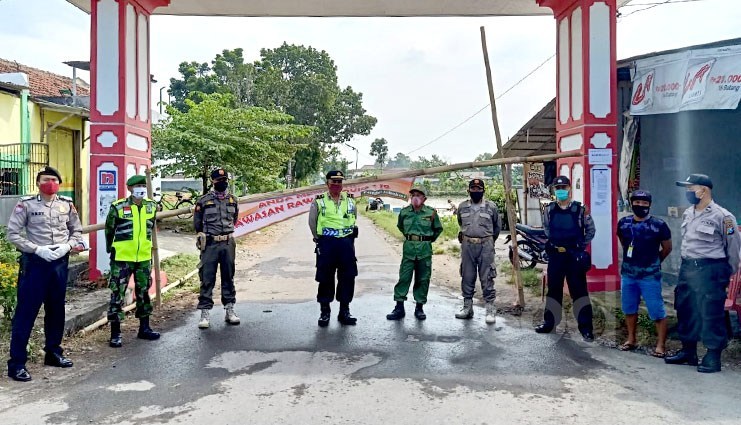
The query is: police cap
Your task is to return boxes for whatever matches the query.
[629,189,652,204]
[126,175,146,186]
[409,186,427,197]
[37,166,62,184]
[326,170,345,181]
[211,168,228,180]
[469,179,485,189]
[552,175,571,187]
[675,173,712,189]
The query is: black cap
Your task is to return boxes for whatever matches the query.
[629,189,652,204]
[211,168,228,180]
[552,175,571,187]
[469,179,485,189]
[326,170,345,181]
[676,173,712,189]
[37,166,62,184]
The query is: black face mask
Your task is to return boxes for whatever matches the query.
[470,192,484,203]
[214,180,229,192]
[632,205,650,218]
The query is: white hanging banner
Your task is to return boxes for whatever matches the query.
[630,44,741,115]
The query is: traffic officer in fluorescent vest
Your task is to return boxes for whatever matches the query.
[308,170,358,327]
[194,168,240,329]
[665,174,741,373]
[6,166,84,382]
[104,175,161,348]
[455,179,501,324]
[535,175,596,341]
[386,186,443,321]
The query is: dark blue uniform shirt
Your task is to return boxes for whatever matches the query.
[616,215,671,278]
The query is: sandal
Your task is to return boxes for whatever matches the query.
[650,349,666,358]
[618,342,638,351]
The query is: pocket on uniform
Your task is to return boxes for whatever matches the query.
[204,212,219,223]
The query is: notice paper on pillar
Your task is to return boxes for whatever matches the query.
[232,178,415,238]
[630,44,741,115]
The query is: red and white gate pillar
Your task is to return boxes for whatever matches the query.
[89,0,169,279]
[538,0,620,292]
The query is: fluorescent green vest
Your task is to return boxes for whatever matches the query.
[111,197,157,262]
[315,192,356,238]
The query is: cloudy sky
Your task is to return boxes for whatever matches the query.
[1,0,740,166]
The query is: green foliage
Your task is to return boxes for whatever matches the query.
[486,182,518,228]
[369,138,389,167]
[438,215,460,242]
[359,203,403,240]
[0,226,18,265]
[152,93,313,193]
[386,152,411,169]
[473,153,523,185]
[0,227,19,321]
[160,253,200,284]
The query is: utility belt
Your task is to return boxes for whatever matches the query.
[406,234,433,242]
[462,235,493,244]
[321,227,355,238]
[207,234,232,243]
[681,257,726,268]
[547,242,580,254]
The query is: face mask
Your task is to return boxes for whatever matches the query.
[632,205,650,218]
[686,190,702,205]
[555,189,569,201]
[214,180,229,192]
[411,197,424,207]
[132,187,147,199]
[39,181,59,195]
[470,192,484,203]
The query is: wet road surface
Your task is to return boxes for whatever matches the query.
[1,216,740,424]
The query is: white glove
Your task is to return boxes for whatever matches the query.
[34,245,56,262]
[49,243,71,260]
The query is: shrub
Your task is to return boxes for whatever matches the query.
[0,262,18,320]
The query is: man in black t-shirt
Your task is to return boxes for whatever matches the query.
[616,190,672,357]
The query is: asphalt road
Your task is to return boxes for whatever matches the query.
[1,216,740,424]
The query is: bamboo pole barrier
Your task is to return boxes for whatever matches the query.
[146,170,163,307]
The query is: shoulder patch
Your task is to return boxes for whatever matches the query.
[724,217,736,235]
[14,203,25,214]
[20,195,34,202]
[111,198,127,206]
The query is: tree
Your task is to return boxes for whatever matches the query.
[152,94,314,193]
[369,138,389,167]
[411,154,448,170]
[386,152,411,169]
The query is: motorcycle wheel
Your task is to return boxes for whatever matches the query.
[508,240,539,270]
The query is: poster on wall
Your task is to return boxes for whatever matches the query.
[96,165,119,272]
[524,162,551,199]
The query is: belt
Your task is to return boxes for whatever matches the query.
[463,236,493,244]
[406,234,432,242]
[207,234,232,243]
[681,257,726,267]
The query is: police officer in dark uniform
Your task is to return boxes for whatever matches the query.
[535,176,596,341]
[665,174,740,373]
[308,170,358,327]
[6,166,84,382]
[194,168,240,329]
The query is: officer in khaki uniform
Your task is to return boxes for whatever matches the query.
[6,166,84,382]
[104,175,160,348]
[194,168,240,329]
[455,179,501,324]
[666,174,741,373]
[386,186,443,321]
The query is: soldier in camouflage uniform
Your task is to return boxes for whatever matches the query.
[105,175,160,348]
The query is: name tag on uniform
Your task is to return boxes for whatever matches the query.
[627,244,634,258]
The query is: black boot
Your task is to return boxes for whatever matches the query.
[665,343,698,366]
[318,303,331,327]
[697,349,722,373]
[414,303,426,320]
[137,317,161,341]
[109,321,123,348]
[338,303,357,326]
[386,301,405,320]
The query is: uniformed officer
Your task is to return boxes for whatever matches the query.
[104,175,161,348]
[6,166,84,382]
[454,179,501,324]
[194,168,240,329]
[665,174,741,373]
[534,176,596,341]
[308,170,358,327]
[386,186,443,321]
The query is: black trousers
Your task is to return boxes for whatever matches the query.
[8,254,69,370]
[197,238,237,309]
[675,258,732,350]
[543,250,593,333]
[315,236,357,305]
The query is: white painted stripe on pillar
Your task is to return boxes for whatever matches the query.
[589,2,611,118]
[589,166,613,268]
[572,163,584,204]
[560,133,583,152]
[559,164,570,180]
[558,17,570,124]
[137,13,149,123]
[570,7,584,121]
[590,132,611,149]
[125,5,137,119]
[97,131,118,148]
[126,163,137,181]
[96,0,119,116]
[126,133,149,152]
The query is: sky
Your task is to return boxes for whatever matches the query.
[1,0,740,167]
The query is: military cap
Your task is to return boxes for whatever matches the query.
[409,186,427,197]
[211,168,229,180]
[126,175,146,186]
[37,166,62,184]
[469,179,485,189]
[629,189,652,204]
[326,170,345,181]
[552,175,571,187]
[675,173,713,189]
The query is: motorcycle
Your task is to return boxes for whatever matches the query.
[504,223,549,269]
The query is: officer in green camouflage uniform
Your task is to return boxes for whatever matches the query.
[105,175,160,348]
[386,186,443,321]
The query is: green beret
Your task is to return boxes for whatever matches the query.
[126,175,146,186]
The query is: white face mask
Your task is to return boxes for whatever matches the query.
[132,187,147,199]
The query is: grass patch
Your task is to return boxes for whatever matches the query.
[446,244,461,255]
[158,218,195,234]
[161,253,199,284]
[360,207,404,240]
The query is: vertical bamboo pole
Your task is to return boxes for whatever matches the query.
[146,169,162,307]
[480,26,525,308]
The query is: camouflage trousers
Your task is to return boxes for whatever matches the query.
[108,260,153,322]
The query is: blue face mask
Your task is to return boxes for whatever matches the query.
[686,190,702,205]
[555,189,570,201]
